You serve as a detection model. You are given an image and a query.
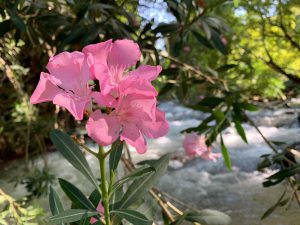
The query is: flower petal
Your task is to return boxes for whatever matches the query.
[83,39,112,65]
[91,63,116,95]
[183,133,200,156]
[118,78,157,97]
[107,39,141,68]
[120,123,147,154]
[86,110,120,146]
[46,51,89,91]
[128,65,162,81]
[53,93,88,120]
[141,109,169,138]
[92,92,117,108]
[201,149,221,162]
[117,95,156,122]
[30,72,61,104]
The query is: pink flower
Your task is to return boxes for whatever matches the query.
[30,51,92,120]
[86,79,168,154]
[183,133,221,162]
[83,39,162,96]
[30,39,169,153]
[90,202,104,224]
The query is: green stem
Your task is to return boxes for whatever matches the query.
[98,146,111,225]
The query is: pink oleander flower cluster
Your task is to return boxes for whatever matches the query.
[183,133,221,162]
[30,39,169,154]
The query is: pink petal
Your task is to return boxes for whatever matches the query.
[90,217,98,224]
[141,109,169,138]
[90,201,104,224]
[30,72,61,104]
[83,40,112,80]
[96,202,104,213]
[118,79,157,97]
[183,133,200,156]
[128,65,162,81]
[91,63,116,95]
[83,39,112,65]
[46,51,89,91]
[86,110,120,146]
[201,152,221,162]
[116,95,156,122]
[92,92,117,108]
[52,93,88,120]
[107,39,141,68]
[120,123,147,154]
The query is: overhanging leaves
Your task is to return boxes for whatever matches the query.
[117,154,170,209]
[49,130,98,189]
[59,178,95,210]
[111,209,152,225]
[48,209,99,224]
[49,186,65,225]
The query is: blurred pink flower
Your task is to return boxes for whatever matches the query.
[86,79,168,154]
[183,133,221,162]
[90,202,104,224]
[30,51,92,120]
[83,39,161,96]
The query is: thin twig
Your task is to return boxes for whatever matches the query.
[152,188,201,213]
[288,178,300,207]
[244,112,300,206]
[244,113,278,153]
[72,137,98,157]
[143,49,228,87]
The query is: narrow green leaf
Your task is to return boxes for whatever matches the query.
[50,130,98,189]
[194,96,224,108]
[201,20,211,39]
[261,189,287,219]
[49,187,65,225]
[221,136,232,170]
[111,165,155,193]
[191,30,213,49]
[238,102,259,111]
[118,154,170,209]
[263,178,285,187]
[216,64,237,72]
[211,30,228,55]
[267,165,300,180]
[213,109,225,122]
[109,140,124,173]
[89,189,101,208]
[79,213,92,225]
[233,119,248,143]
[186,210,231,225]
[59,178,95,210]
[111,209,152,225]
[6,9,26,32]
[153,23,180,34]
[48,209,99,224]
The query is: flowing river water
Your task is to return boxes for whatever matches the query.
[1,101,300,225]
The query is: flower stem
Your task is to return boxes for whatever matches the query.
[98,146,111,225]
